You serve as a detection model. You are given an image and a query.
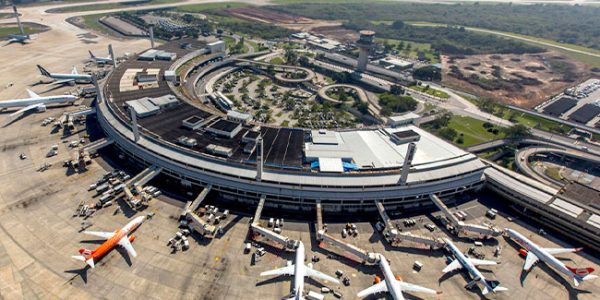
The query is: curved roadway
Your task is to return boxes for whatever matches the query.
[515,146,600,188]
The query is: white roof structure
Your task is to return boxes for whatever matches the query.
[388,112,421,126]
[550,199,584,218]
[380,57,413,68]
[126,98,159,117]
[227,110,252,122]
[311,129,341,145]
[318,157,344,173]
[305,126,467,169]
[149,94,178,108]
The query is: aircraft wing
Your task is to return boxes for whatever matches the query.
[118,236,137,258]
[26,89,40,98]
[442,259,463,273]
[72,66,79,75]
[523,252,539,271]
[9,103,42,117]
[83,230,115,239]
[398,281,440,295]
[543,248,580,255]
[260,265,294,277]
[53,79,75,85]
[357,281,387,298]
[305,265,339,284]
[469,258,498,267]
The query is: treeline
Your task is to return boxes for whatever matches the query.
[268,2,600,50]
[345,21,544,55]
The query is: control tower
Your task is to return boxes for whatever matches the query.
[356,30,375,72]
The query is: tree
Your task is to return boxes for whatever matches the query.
[438,127,458,141]
[392,20,405,29]
[338,88,348,102]
[285,48,298,65]
[390,85,404,95]
[504,124,531,139]
[397,41,405,51]
[356,102,369,114]
[413,66,442,81]
[430,112,453,129]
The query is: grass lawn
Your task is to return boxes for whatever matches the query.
[448,115,506,147]
[269,57,285,65]
[81,13,113,35]
[501,108,572,133]
[478,149,501,159]
[410,85,449,99]
[375,37,439,63]
[0,26,43,38]
[174,2,248,13]
[545,167,563,181]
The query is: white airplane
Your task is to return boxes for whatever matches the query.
[89,50,113,64]
[442,238,507,295]
[72,216,145,268]
[37,65,92,85]
[6,5,30,45]
[0,89,77,117]
[505,228,597,287]
[357,253,442,300]
[260,241,339,300]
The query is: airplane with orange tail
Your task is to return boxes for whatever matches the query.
[72,216,145,268]
[505,228,597,287]
[358,253,442,300]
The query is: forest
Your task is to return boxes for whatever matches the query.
[268,2,600,50]
[345,21,544,55]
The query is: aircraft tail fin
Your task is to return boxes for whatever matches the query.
[567,266,595,277]
[37,65,51,77]
[484,279,507,294]
[71,254,95,268]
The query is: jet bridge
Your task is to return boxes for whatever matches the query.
[83,138,114,155]
[182,185,216,236]
[122,165,162,209]
[315,201,379,264]
[376,200,444,249]
[429,194,501,238]
[250,196,298,251]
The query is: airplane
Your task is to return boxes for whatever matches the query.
[72,216,145,268]
[37,65,92,85]
[0,89,78,117]
[6,5,30,45]
[505,228,597,287]
[442,238,507,295]
[89,50,113,64]
[260,241,339,300]
[357,253,442,300]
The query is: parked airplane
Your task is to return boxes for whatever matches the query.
[505,228,597,286]
[443,238,507,295]
[260,241,339,300]
[89,50,113,64]
[357,253,441,300]
[72,216,145,268]
[6,5,30,45]
[37,65,92,85]
[0,89,77,117]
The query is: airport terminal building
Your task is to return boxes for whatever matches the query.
[97,40,486,212]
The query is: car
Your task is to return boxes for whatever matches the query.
[46,150,58,157]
